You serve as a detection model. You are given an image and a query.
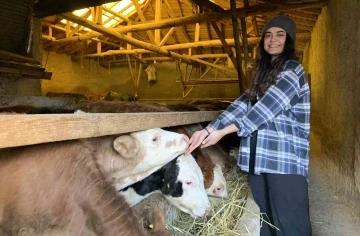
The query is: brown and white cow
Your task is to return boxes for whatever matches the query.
[0,128,187,236]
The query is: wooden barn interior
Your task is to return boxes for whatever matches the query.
[1,0,360,235]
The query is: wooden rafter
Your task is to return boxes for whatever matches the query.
[159,27,176,47]
[251,16,259,37]
[211,22,237,69]
[61,12,237,77]
[163,0,197,54]
[132,0,156,44]
[53,1,326,44]
[102,6,132,23]
[133,0,152,23]
[71,32,310,59]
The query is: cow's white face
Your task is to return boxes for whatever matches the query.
[206,164,228,198]
[163,155,211,218]
[112,128,188,189]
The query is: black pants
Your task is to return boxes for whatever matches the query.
[249,131,312,236]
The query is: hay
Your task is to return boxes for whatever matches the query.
[168,167,252,236]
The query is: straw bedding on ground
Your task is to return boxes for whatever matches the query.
[167,168,251,236]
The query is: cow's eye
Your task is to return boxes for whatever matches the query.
[152,137,157,142]
[185,181,192,185]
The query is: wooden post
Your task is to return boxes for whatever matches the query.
[127,22,132,50]
[155,0,161,46]
[230,0,243,92]
[66,21,70,38]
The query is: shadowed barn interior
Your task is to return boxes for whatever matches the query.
[0,0,359,235]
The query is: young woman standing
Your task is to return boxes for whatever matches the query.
[185,15,312,236]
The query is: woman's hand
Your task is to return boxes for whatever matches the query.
[200,129,225,148]
[185,129,209,155]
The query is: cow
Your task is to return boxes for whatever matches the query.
[118,154,211,218]
[165,125,229,198]
[0,128,187,236]
[193,151,228,198]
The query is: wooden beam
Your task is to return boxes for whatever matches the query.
[230,0,244,92]
[102,6,131,23]
[180,55,237,77]
[0,67,52,79]
[191,0,224,12]
[159,27,176,47]
[286,9,318,21]
[127,22,132,50]
[42,35,56,41]
[132,0,153,25]
[155,0,162,46]
[62,13,235,76]
[138,54,229,61]
[132,0,156,44]
[163,0,198,54]
[190,21,200,56]
[211,22,237,69]
[251,16,259,37]
[71,32,310,59]
[91,38,120,47]
[55,1,326,43]
[61,12,194,64]
[0,111,221,148]
[66,21,71,38]
[42,21,67,32]
[181,80,239,85]
[0,50,40,65]
[240,17,250,88]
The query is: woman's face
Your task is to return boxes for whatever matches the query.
[263,27,287,60]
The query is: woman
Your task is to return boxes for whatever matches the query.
[185,15,312,236]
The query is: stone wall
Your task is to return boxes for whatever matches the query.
[302,0,360,205]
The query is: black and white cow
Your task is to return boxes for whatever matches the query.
[118,154,211,218]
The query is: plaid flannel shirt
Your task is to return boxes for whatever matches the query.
[209,60,310,179]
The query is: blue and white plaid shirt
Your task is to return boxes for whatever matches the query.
[209,60,310,179]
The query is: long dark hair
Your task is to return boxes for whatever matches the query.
[247,33,295,103]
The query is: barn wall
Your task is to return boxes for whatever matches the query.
[0,17,42,96]
[41,51,241,100]
[302,0,360,205]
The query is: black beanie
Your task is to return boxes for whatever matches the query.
[262,15,296,42]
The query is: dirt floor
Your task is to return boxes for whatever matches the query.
[309,134,360,236]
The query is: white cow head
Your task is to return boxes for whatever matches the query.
[108,128,188,189]
[206,164,228,198]
[162,154,211,218]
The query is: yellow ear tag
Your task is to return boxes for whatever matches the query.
[167,183,170,189]
[149,224,154,229]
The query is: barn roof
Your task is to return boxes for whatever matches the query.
[41,0,327,81]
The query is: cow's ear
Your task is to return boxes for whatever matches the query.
[113,135,139,159]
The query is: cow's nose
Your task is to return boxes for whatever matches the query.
[204,208,210,217]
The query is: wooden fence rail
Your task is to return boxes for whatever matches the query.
[0,111,221,148]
